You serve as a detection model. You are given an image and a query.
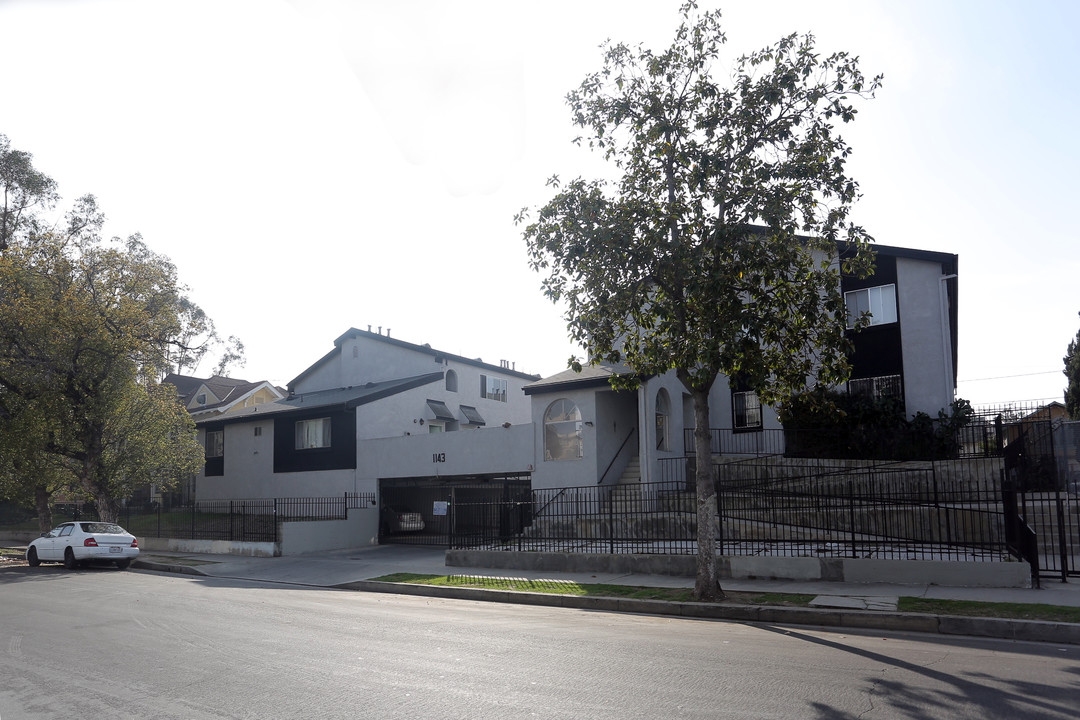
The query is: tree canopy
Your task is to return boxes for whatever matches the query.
[1065,312,1080,420]
[0,137,215,526]
[517,3,880,600]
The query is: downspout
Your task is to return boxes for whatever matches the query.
[939,274,958,407]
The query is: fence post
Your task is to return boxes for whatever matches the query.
[157,503,161,538]
[229,500,234,542]
[848,478,857,559]
[190,501,196,540]
[274,498,279,544]
[608,487,615,555]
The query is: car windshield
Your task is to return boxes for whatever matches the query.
[80,522,125,534]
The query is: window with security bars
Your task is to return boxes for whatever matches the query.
[848,375,903,400]
[733,391,762,430]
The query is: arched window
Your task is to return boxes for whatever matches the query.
[655,388,670,451]
[544,398,582,461]
[445,369,458,392]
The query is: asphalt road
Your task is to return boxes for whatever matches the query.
[1,565,1078,720]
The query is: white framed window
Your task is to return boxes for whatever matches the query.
[295,417,331,449]
[733,391,762,431]
[205,430,223,458]
[845,284,898,328]
[544,398,583,461]
[480,374,507,402]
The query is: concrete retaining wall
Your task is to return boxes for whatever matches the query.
[139,537,278,557]
[446,550,1033,588]
[278,508,379,555]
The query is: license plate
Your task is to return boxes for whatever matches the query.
[109,546,122,553]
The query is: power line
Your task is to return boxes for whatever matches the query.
[959,370,1060,382]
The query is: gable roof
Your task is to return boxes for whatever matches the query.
[195,372,444,427]
[287,327,541,390]
[163,373,286,414]
[523,364,643,395]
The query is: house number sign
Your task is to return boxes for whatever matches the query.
[432,452,446,463]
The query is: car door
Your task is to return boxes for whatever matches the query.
[37,525,65,560]
[55,524,75,558]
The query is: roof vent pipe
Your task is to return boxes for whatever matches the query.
[387,328,391,338]
[378,326,382,335]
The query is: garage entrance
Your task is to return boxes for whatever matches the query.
[378,474,531,547]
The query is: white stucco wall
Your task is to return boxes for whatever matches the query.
[897,256,954,416]
[355,423,534,489]
[529,388,602,490]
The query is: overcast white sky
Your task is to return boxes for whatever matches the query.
[2,0,1077,407]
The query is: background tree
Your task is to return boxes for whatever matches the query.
[0,195,206,524]
[518,3,879,600]
[1065,312,1080,420]
[0,133,58,251]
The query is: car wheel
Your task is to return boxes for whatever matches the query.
[27,547,40,567]
[63,547,79,570]
[115,559,131,570]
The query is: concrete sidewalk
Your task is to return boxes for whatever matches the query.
[126,544,1080,646]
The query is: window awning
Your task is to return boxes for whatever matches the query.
[426,399,455,422]
[459,405,485,426]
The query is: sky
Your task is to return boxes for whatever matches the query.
[1,0,1077,407]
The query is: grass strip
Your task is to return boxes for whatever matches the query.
[370,573,814,606]
[898,597,1080,624]
[371,573,1080,624]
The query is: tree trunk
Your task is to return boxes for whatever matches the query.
[692,387,724,601]
[34,483,52,534]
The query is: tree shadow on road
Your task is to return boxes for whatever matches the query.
[757,624,1080,720]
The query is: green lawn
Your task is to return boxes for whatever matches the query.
[371,573,1080,624]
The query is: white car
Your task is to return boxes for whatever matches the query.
[26,521,140,570]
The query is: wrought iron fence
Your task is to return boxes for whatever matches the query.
[1,493,377,544]
[450,464,1014,564]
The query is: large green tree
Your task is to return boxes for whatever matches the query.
[0,133,58,252]
[0,195,205,525]
[518,4,879,600]
[1065,312,1080,420]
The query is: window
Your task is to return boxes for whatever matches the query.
[544,398,583,461]
[254,426,262,437]
[480,374,507,402]
[733,391,762,431]
[445,369,458,392]
[205,430,223,458]
[849,374,903,400]
[196,393,207,406]
[295,417,331,449]
[845,284,897,328]
[655,389,670,451]
[428,424,444,434]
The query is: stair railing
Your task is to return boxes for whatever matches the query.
[598,427,638,485]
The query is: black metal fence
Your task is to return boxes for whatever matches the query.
[3,493,377,544]
[450,462,1016,566]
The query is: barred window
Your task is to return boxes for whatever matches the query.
[849,375,903,400]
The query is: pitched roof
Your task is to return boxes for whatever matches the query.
[195,372,444,427]
[523,364,641,395]
[287,327,541,390]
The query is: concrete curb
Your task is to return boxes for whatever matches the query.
[132,560,1080,646]
[132,559,210,577]
[334,579,1080,646]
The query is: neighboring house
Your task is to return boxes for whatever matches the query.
[164,373,286,419]
[192,327,540,500]
[193,242,959,505]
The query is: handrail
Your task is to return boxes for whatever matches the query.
[598,427,637,485]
